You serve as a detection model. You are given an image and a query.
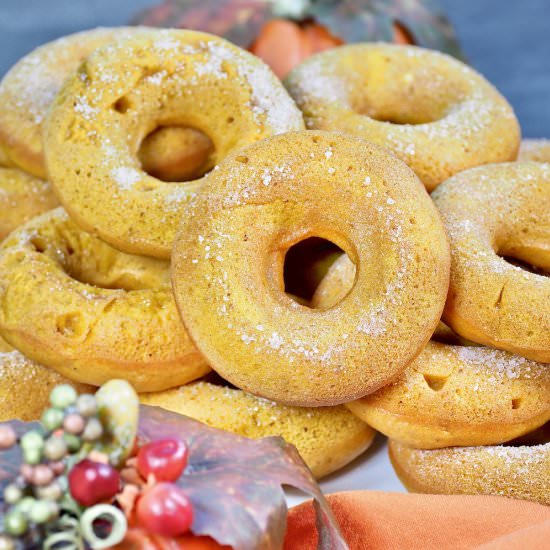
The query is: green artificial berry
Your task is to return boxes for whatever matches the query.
[63,432,82,453]
[41,407,64,431]
[20,430,44,453]
[29,500,53,524]
[0,535,15,550]
[50,384,77,409]
[82,417,103,442]
[35,481,62,501]
[3,510,28,536]
[15,496,36,515]
[23,447,42,465]
[3,484,22,504]
[44,435,68,461]
[76,394,98,417]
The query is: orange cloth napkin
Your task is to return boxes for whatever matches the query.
[284,491,550,550]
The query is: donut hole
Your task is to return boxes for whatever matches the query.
[283,238,348,306]
[500,255,549,277]
[138,125,215,182]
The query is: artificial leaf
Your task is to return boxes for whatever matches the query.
[138,405,348,550]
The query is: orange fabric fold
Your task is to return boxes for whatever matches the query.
[284,491,550,550]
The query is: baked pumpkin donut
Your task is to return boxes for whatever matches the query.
[0,350,93,421]
[0,208,209,391]
[0,27,219,183]
[172,131,450,406]
[140,377,376,478]
[44,29,304,258]
[518,139,550,162]
[433,162,550,362]
[0,168,58,240]
[347,342,550,449]
[285,43,520,191]
[389,428,550,505]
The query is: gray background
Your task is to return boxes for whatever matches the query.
[0,0,548,137]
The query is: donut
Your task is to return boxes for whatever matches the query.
[432,162,550,362]
[0,27,219,183]
[347,342,550,449]
[285,43,520,191]
[140,376,376,478]
[0,336,13,352]
[389,428,550,505]
[171,131,450,406]
[0,208,209,391]
[0,350,93,421]
[44,29,304,258]
[518,139,550,162]
[0,167,58,241]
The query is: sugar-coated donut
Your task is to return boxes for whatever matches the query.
[140,377,376,478]
[0,208,209,391]
[172,131,450,406]
[45,29,304,258]
[433,162,550,362]
[389,429,550,505]
[0,350,93,421]
[285,43,520,192]
[0,167,58,240]
[0,336,13,352]
[518,139,550,162]
[347,342,550,449]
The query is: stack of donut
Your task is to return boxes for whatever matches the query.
[0,27,547,502]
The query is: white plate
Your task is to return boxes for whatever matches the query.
[286,434,406,507]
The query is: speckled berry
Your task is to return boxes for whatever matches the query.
[63,433,82,453]
[0,535,15,550]
[41,408,64,432]
[76,394,97,417]
[36,481,62,501]
[20,464,34,482]
[14,496,35,515]
[3,510,27,536]
[3,484,22,504]
[49,461,65,475]
[82,417,103,442]
[0,425,17,450]
[20,430,44,453]
[32,464,54,486]
[50,384,78,409]
[29,500,53,524]
[63,413,86,435]
[44,435,67,461]
[23,447,42,465]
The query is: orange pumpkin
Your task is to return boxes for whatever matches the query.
[133,0,463,78]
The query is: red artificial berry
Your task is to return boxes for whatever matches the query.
[68,459,120,506]
[137,438,188,482]
[136,482,193,537]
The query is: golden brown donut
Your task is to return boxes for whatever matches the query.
[285,43,520,191]
[140,377,376,478]
[432,162,550,362]
[172,131,450,406]
[0,336,13,352]
[518,139,550,162]
[0,350,93,421]
[389,428,550,505]
[0,208,209,391]
[0,167,58,241]
[347,342,550,449]
[44,29,304,258]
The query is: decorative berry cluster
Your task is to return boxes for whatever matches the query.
[0,382,194,549]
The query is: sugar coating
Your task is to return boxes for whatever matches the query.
[0,350,92,421]
[44,29,304,259]
[140,379,375,478]
[390,435,549,506]
[171,131,450,406]
[285,43,520,191]
[0,208,209,392]
[432,162,550,362]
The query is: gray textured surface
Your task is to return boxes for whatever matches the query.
[0,0,548,136]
